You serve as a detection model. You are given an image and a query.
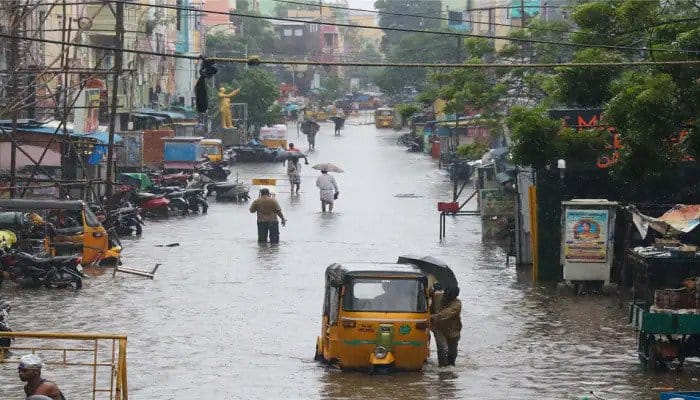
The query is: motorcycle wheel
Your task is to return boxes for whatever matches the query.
[47,271,82,290]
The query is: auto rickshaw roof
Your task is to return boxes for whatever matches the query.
[325,262,425,286]
[0,199,85,211]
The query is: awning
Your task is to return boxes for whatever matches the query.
[630,204,700,237]
[74,132,123,144]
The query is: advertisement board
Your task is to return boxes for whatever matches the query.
[563,209,609,263]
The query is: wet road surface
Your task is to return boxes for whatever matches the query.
[1,118,699,399]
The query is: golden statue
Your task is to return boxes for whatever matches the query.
[218,87,240,129]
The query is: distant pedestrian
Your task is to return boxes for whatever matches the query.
[301,119,320,151]
[315,170,339,212]
[249,188,287,243]
[18,354,66,400]
[287,157,302,195]
[430,286,462,367]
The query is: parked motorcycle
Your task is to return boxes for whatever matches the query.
[0,249,83,289]
[107,186,171,218]
[0,300,12,348]
[150,171,191,188]
[148,186,191,215]
[93,205,144,236]
[198,161,231,182]
[206,180,250,202]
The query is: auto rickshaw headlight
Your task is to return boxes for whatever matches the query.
[374,346,388,359]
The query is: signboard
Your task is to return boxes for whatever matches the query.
[252,179,276,186]
[479,189,515,217]
[72,88,101,134]
[563,209,609,263]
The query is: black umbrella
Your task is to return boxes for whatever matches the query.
[275,151,308,162]
[397,255,458,289]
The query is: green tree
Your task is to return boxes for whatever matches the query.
[318,75,346,103]
[374,0,443,51]
[373,33,460,95]
[233,68,280,132]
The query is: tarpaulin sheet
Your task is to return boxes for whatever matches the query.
[631,204,700,237]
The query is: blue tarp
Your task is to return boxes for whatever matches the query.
[164,141,201,162]
[511,0,540,18]
[74,132,123,144]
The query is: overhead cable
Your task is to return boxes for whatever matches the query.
[52,0,700,55]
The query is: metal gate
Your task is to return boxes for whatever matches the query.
[0,332,128,400]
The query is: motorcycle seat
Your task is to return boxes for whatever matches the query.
[17,252,76,265]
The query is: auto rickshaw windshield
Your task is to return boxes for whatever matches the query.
[200,144,221,157]
[343,278,426,313]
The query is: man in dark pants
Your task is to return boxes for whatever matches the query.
[249,188,286,243]
[430,286,462,367]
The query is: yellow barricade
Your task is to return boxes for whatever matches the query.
[0,331,128,400]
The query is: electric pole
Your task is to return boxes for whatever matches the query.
[106,0,124,196]
[8,0,21,198]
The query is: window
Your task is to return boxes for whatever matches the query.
[294,29,303,37]
[448,11,462,26]
[176,0,182,31]
[283,29,292,37]
[308,24,318,33]
[323,33,337,48]
[329,287,339,324]
[487,9,495,35]
[343,278,426,313]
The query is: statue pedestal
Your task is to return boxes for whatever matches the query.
[211,128,243,146]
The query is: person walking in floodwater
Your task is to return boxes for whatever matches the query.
[301,119,320,151]
[430,286,462,367]
[315,170,339,212]
[287,157,302,195]
[17,354,66,400]
[249,188,287,243]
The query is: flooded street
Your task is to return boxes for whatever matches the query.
[1,119,698,399]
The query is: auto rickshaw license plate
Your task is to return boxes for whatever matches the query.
[358,323,374,332]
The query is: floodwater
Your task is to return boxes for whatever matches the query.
[1,118,699,399]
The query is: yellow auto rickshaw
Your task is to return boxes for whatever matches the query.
[375,107,395,128]
[0,199,121,266]
[304,109,329,122]
[200,138,224,162]
[315,262,432,372]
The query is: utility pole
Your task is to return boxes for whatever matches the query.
[8,0,21,198]
[105,1,124,196]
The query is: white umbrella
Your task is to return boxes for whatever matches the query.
[312,163,344,173]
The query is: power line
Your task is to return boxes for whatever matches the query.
[54,0,700,55]
[209,56,700,68]
[271,0,589,37]
[4,33,700,69]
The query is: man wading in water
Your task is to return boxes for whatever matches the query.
[18,354,66,400]
[249,188,287,243]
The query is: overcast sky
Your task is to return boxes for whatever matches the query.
[347,0,376,9]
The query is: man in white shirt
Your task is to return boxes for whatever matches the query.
[315,170,339,212]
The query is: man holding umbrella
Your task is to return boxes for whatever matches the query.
[314,163,342,212]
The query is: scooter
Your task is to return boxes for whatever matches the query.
[198,161,231,182]
[207,179,250,202]
[150,171,191,187]
[111,186,171,218]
